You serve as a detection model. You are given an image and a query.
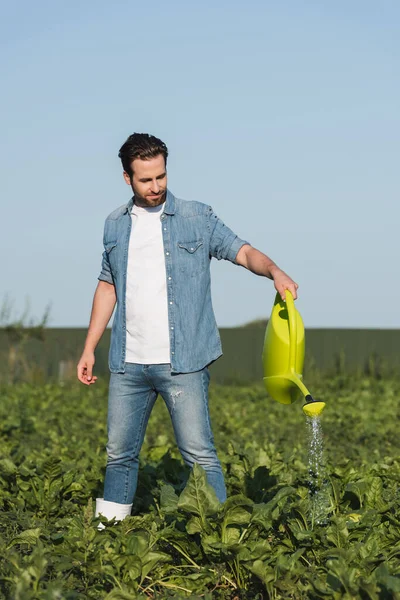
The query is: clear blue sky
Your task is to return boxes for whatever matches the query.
[1,1,398,328]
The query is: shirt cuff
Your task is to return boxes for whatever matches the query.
[227,238,251,263]
[97,273,114,285]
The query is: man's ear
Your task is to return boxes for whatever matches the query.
[123,171,131,186]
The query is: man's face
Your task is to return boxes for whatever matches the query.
[123,154,167,207]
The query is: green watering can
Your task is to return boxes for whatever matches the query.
[262,290,325,417]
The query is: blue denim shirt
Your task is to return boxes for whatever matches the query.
[98,189,250,374]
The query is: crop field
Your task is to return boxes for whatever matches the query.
[1,373,400,599]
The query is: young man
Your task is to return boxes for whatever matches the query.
[77,133,298,524]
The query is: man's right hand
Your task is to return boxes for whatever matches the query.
[77,351,98,385]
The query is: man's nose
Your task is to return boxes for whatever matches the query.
[151,179,160,193]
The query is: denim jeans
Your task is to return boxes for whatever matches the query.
[103,363,227,504]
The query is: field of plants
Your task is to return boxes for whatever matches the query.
[1,372,400,599]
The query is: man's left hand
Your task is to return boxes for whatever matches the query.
[270,266,299,301]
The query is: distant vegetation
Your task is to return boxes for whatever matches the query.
[0,296,51,384]
[239,318,268,328]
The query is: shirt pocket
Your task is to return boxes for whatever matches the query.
[177,239,206,276]
[105,241,118,274]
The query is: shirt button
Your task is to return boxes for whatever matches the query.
[168,276,172,280]
[164,227,167,231]
[169,301,173,304]
[171,326,174,330]
[190,247,194,251]
[172,351,175,355]
[166,251,169,255]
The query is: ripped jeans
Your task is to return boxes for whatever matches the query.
[103,363,227,504]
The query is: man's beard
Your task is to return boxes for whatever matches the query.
[133,188,166,207]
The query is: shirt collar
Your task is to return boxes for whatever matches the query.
[124,189,175,215]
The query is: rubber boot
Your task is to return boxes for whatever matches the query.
[95,498,133,530]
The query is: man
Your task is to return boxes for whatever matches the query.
[77,133,298,525]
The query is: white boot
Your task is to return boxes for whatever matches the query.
[95,498,133,530]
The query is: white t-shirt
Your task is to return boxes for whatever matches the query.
[125,201,170,364]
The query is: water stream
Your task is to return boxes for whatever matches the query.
[306,416,330,526]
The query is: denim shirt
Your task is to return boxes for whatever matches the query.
[98,189,250,374]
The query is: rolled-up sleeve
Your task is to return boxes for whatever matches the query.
[97,219,115,284]
[208,206,250,263]
[98,249,114,284]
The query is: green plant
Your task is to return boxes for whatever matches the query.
[0,374,399,598]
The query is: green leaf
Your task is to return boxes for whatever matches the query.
[42,456,62,480]
[345,481,367,507]
[178,463,220,526]
[220,496,253,546]
[201,532,228,557]
[248,559,275,586]
[365,477,387,511]
[0,458,18,475]
[276,547,305,573]
[186,516,203,535]
[141,550,171,582]
[326,556,359,595]
[126,530,149,558]
[104,586,139,600]
[237,538,271,562]
[251,486,295,529]
[160,484,179,513]
[223,505,252,527]
[8,528,41,548]
[222,525,241,546]
[125,555,142,581]
[221,494,253,514]
[264,486,295,510]
[326,516,349,548]
[375,563,400,593]
[288,521,316,545]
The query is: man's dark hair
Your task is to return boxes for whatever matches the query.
[118,133,168,180]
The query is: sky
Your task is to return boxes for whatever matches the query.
[1,0,399,329]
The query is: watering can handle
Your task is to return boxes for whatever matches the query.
[285,290,297,372]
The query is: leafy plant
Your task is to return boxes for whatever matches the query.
[0,374,399,598]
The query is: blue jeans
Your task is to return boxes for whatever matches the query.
[103,363,226,504]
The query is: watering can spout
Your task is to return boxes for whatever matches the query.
[302,394,326,417]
